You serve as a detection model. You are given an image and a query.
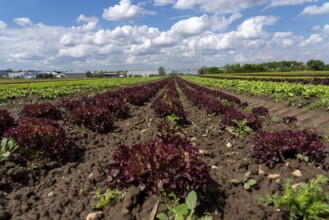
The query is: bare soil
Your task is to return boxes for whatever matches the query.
[0,85,328,220]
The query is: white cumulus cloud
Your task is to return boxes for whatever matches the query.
[300,2,329,15]
[236,16,278,39]
[299,34,323,47]
[269,0,318,7]
[0,21,7,29]
[210,13,242,32]
[154,0,175,6]
[171,15,208,36]
[75,15,99,31]
[13,17,33,27]
[60,34,76,46]
[323,24,329,35]
[174,0,267,14]
[103,0,142,21]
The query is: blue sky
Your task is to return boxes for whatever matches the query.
[0,0,329,71]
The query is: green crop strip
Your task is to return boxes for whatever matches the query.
[0,77,163,100]
[183,76,329,111]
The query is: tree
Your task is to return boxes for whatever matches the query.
[306,59,325,71]
[198,66,207,74]
[158,66,166,76]
[86,71,93,78]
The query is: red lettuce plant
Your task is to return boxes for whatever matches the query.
[0,109,16,137]
[20,102,62,120]
[4,117,71,160]
[156,120,183,136]
[252,130,328,169]
[104,135,211,198]
[67,106,113,133]
[239,102,249,109]
[92,95,130,119]
[60,99,82,111]
[251,106,269,116]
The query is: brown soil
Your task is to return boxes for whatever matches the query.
[219,90,329,136]
[0,85,328,220]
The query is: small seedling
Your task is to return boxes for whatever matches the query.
[157,190,212,220]
[0,137,19,161]
[230,171,257,190]
[225,119,253,138]
[296,153,311,164]
[27,162,38,171]
[92,188,122,210]
[166,114,180,125]
[258,175,329,220]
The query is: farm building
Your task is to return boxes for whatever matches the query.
[64,71,87,78]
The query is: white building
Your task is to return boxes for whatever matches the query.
[127,70,157,77]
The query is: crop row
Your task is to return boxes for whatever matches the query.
[0,77,163,100]
[0,79,168,160]
[184,76,329,110]
[202,75,329,86]
[177,78,328,169]
[150,79,187,123]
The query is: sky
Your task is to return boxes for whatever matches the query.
[0,0,329,71]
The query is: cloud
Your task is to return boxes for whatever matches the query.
[310,25,321,32]
[174,0,199,9]
[271,32,302,47]
[171,15,208,36]
[103,0,143,21]
[299,34,323,47]
[152,32,178,46]
[60,34,76,46]
[58,45,92,58]
[0,21,7,29]
[76,15,98,23]
[74,15,99,31]
[300,2,329,15]
[323,25,329,35]
[13,17,33,27]
[210,13,242,32]
[1,11,328,71]
[268,0,318,7]
[236,16,278,39]
[174,0,267,14]
[154,0,175,6]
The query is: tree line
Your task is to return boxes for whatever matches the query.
[198,60,329,74]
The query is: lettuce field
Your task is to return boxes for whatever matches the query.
[0,76,328,220]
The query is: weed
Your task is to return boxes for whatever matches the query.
[230,171,257,190]
[157,190,212,220]
[0,137,19,161]
[92,188,122,210]
[258,175,329,220]
[225,119,253,138]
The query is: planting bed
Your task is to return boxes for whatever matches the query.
[0,77,328,220]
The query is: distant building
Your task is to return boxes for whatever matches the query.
[23,73,37,79]
[127,70,156,77]
[64,71,87,78]
[172,69,198,75]
[8,72,24,78]
[0,70,9,78]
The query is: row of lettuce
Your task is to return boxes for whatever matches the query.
[0,79,167,160]
[0,77,162,100]
[1,77,328,219]
[187,76,329,111]
[147,78,329,219]
[202,75,329,86]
